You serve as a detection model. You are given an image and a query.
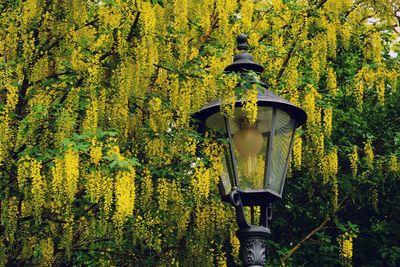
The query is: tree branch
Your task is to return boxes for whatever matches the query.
[147,65,160,92]
[281,217,331,264]
[276,42,297,83]
[15,74,31,117]
[197,5,220,50]
[127,11,141,43]
[280,181,364,264]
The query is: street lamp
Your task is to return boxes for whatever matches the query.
[194,34,307,266]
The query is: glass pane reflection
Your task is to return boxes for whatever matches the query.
[219,147,233,197]
[269,110,295,194]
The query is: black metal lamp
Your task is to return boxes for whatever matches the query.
[194,34,307,266]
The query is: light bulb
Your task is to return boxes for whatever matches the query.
[233,127,264,180]
[233,127,264,157]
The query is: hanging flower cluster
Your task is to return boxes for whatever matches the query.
[242,85,259,125]
[349,146,359,177]
[337,233,353,265]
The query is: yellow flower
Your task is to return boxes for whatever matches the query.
[389,155,399,173]
[191,161,211,204]
[40,238,54,266]
[157,178,169,212]
[323,108,333,138]
[292,132,302,170]
[17,155,31,192]
[85,170,102,203]
[349,146,358,177]
[326,22,337,58]
[303,85,320,127]
[242,85,258,125]
[376,78,385,106]
[51,158,64,212]
[338,233,353,262]
[311,34,328,82]
[340,23,351,49]
[4,197,18,244]
[371,32,382,63]
[149,97,163,132]
[4,84,19,116]
[329,148,338,177]
[82,99,99,133]
[113,167,136,238]
[90,143,102,165]
[364,140,374,169]
[65,146,79,203]
[326,67,337,97]
[221,73,239,117]
[230,231,240,261]
[272,0,284,12]
[354,80,364,111]
[240,0,253,32]
[31,158,45,218]
[332,175,338,209]
[140,169,154,210]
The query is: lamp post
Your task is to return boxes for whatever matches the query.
[194,34,307,266]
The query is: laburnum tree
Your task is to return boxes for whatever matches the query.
[1,0,400,266]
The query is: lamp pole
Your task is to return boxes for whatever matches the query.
[229,189,270,266]
[194,34,307,267]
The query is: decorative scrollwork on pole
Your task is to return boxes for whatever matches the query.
[238,232,268,267]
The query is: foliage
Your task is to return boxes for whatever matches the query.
[0,0,400,266]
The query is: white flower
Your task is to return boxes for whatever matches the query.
[234,13,242,20]
[389,50,398,58]
[190,162,198,168]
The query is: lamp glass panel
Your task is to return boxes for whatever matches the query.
[268,109,295,194]
[228,107,273,190]
[219,151,233,197]
[205,112,226,133]
[205,113,236,192]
